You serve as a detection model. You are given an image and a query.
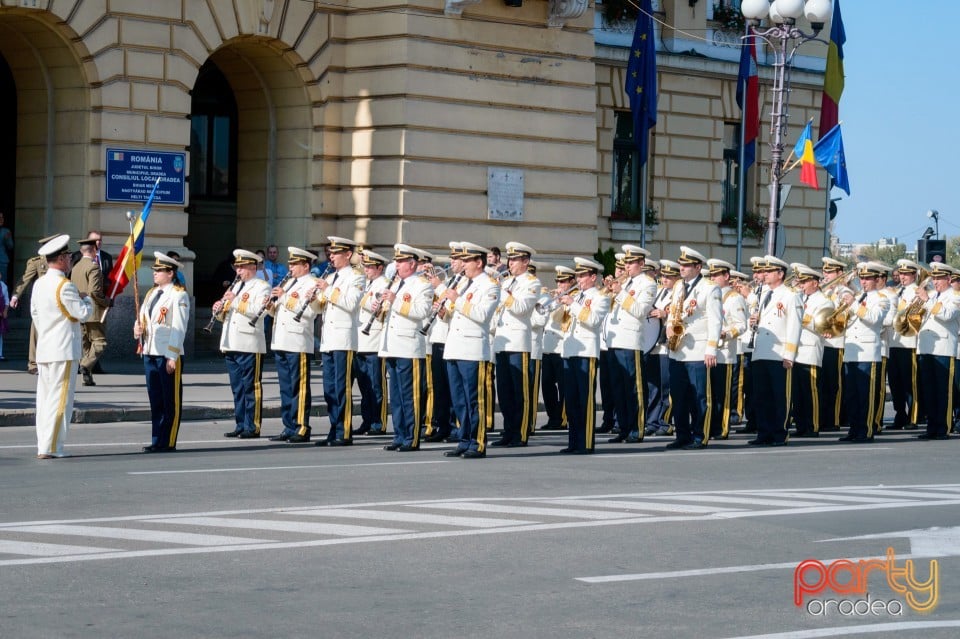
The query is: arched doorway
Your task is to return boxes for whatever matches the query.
[0,54,15,288]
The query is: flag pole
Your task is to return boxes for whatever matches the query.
[126,210,143,355]
[100,214,138,324]
[822,177,833,257]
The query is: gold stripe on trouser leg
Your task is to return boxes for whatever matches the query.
[810,366,820,433]
[721,364,733,439]
[412,358,422,447]
[344,351,354,440]
[585,358,596,450]
[561,401,568,427]
[253,353,263,435]
[875,357,886,432]
[701,365,712,443]
[946,358,956,431]
[782,367,792,442]
[909,351,919,424]
[379,358,389,429]
[529,360,541,436]
[476,362,489,454]
[169,358,183,447]
[519,352,530,443]
[634,351,645,439]
[736,355,745,417]
[51,361,72,452]
[865,362,876,438]
[423,353,434,434]
[834,349,844,425]
[297,353,309,436]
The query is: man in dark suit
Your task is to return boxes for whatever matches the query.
[71,231,114,288]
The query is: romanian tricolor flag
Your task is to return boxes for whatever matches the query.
[736,29,759,171]
[793,120,819,189]
[106,177,161,299]
[819,0,845,137]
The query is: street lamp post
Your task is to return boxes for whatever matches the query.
[740,0,833,256]
[927,209,940,239]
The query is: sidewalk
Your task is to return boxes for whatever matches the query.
[0,356,328,427]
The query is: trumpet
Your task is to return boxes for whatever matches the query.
[203,273,242,333]
[893,275,933,337]
[293,263,335,323]
[361,274,401,336]
[249,272,293,327]
[536,286,578,315]
[819,268,857,293]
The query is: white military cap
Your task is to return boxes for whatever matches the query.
[555,265,576,282]
[361,250,388,266]
[659,259,681,276]
[749,255,765,271]
[573,256,604,274]
[448,241,463,257]
[678,246,707,265]
[288,247,318,263]
[857,261,888,278]
[505,242,535,259]
[821,256,846,272]
[707,258,735,275]
[412,247,434,263]
[791,263,821,281]
[152,251,183,271]
[928,262,959,277]
[614,253,626,268]
[762,254,790,272]
[895,259,922,274]
[393,244,418,261]
[641,256,658,272]
[458,241,488,259]
[232,249,262,265]
[730,270,750,281]
[622,244,650,262]
[38,234,71,258]
[326,236,357,254]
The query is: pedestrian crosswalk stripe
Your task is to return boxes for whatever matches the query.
[151,517,409,537]
[839,488,960,500]
[5,524,265,546]
[410,503,644,520]
[653,494,834,508]
[750,490,917,504]
[288,508,536,528]
[0,539,118,556]
[541,499,744,514]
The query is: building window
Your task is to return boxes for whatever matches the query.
[190,62,238,200]
[612,111,641,219]
[721,122,741,221]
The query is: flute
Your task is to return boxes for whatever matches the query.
[249,272,293,327]
[419,270,466,336]
[293,263,335,323]
[361,274,401,336]
[203,273,242,334]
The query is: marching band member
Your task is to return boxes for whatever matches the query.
[728,270,752,428]
[605,245,657,443]
[559,257,611,454]
[915,262,960,441]
[268,247,321,443]
[135,252,190,453]
[424,242,463,442]
[379,244,435,451]
[874,262,895,434]
[886,259,922,429]
[354,250,391,436]
[706,258,748,440]
[950,271,960,433]
[838,262,890,443]
[790,263,834,438]
[820,257,848,431]
[313,236,364,447]
[644,259,680,437]
[528,261,549,435]
[748,255,802,446]
[216,249,272,439]
[491,242,541,448]
[539,265,577,431]
[736,256,766,434]
[443,242,500,459]
[665,247,722,450]
[596,255,624,435]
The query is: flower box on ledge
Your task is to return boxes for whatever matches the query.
[718,225,761,247]
[610,219,658,243]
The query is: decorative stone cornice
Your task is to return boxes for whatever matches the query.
[547,0,589,28]
[444,0,482,17]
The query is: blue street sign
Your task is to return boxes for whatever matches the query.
[105,148,186,205]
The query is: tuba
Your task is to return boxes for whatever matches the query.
[813,302,849,338]
[893,275,933,337]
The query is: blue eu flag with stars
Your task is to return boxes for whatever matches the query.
[626,0,657,166]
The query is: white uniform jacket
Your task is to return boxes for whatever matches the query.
[428,276,457,345]
[540,302,566,356]
[561,286,611,360]
[530,287,550,360]
[717,287,748,365]
[31,268,93,363]
[668,276,723,363]
[645,286,672,357]
[842,290,890,363]
[357,274,391,353]
[270,274,320,353]
[917,288,960,357]
[823,288,847,351]
[443,272,500,362]
[319,265,364,353]
[740,287,760,355]
[378,274,434,359]
[887,284,918,350]
[493,272,541,353]
[752,285,803,364]
[140,283,190,360]
[796,290,834,367]
[218,277,272,354]
[605,273,657,352]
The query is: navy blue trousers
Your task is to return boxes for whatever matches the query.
[888,347,919,426]
[225,351,263,435]
[563,356,597,452]
[709,363,735,439]
[609,348,644,438]
[275,350,310,436]
[644,352,670,432]
[428,344,455,437]
[143,355,183,448]
[820,346,844,429]
[354,352,385,432]
[791,362,820,435]
[669,359,710,445]
[447,359,492,454]
[322,350,354,442]
[495,351,532,444]
[842,360,877,440]
[386,357,424,447]
[599,349,616,429]
[540,352,565,428]
[919,354,954,437]
[752,359,791,444]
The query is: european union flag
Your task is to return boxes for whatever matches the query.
[813,124,850,196]
[625,0,657,166]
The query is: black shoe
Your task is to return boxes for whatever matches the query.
[918,434,949,440]
[625,435,642,444]
[793,432,819,438]
[644,428,658,437]
[683,440,706,450]
[142,445,175,453]
[558,447,577,454]
[665,440,690,450]
[654,428,671,436]
[383,443,401,451]
[596,424,614,434]
[540,423,564,431]
[507,441,527,448]
[443,449,465,457]
[268,433,290,442]
[424,432,447,443]
[354,426,371,436]
[770,441,788,447]
[224,430,241,438]
[238,431,259,439]
[462,450,486,459]
[329,439,352,446]
[851,437,874,443]
[747,439,772,446]
[288,433,311,443]
[737,426,758,434]
[607,435,626,443]
[398,445,419,452]
[444,436,460,443]
[80,367,96,386]
[490,438,511,447]
[314,440,329,447]
[838,434,857,442]
[573,448,594,455]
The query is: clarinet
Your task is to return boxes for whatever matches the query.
[746,284,763,349]
[361,274,401,336]
[203,274,242,333]
[293,263,335,323]
[419,271,466,336]
[249,272,293,327]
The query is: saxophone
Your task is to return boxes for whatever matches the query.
[666,279,687,352]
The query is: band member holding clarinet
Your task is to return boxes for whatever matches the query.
[215,249,272,439]
[354,250,391,436]
[134,252,190,453]
[379,244,435,451]
[267,247,320,442]
[423,242,463,443]
[314,236,364,447]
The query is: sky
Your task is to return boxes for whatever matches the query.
[831,1,960,247]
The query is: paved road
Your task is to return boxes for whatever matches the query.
[2,418,959,639]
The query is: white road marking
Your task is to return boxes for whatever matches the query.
[411,502,646,520]
[5,524,266,546]
[839,487,960,500]
[288,508,536,528]
[0,539,118,556]
[151,516,409,537]
[541,498,744,514]
[652,494,835,508]
[750,490,917,504]
[128,460,451,475]
[723,620,960,638]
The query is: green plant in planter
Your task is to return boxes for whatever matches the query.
[601,0,638,24]
[712,4,746,32]
[720,211,767,239]
[616,205,659,226]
